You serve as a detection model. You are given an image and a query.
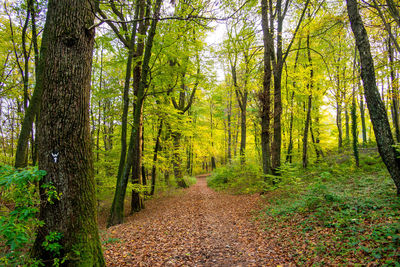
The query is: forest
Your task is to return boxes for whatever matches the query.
[0,0,399,265]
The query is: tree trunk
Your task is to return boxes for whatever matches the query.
[303,33,313,169]
[107,1,141,227]
[130,0,149,215]
[347,0,400,194]
[14,0,40,168]
[260,0,272,176]
[345,103,350,145]
[351,91,359,167]
[303,95,312,168]
[107,0,162,227]
[31,0,104,264]
[286,41,301,163]
[388,38,400,142]
[240,99,247,164]
[359,94,367,145]
[227,89,232,163]
[150,119,163,196]
[336,100,343,152]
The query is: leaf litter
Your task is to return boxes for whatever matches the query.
[102,175,293,266]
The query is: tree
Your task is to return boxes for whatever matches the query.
[30,0,105,264]
[13,0,41,168]
[347,0,400,195]
[107,0,163,226]
[260,0,273,176]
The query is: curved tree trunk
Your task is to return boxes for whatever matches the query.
[31,0,105,265]
[347,0,400,195]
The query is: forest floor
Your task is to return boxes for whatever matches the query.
[101,174,292,266]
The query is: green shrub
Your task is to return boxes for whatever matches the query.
[207,160,266,194]
[0,165,46,266]
[183,175,197,187]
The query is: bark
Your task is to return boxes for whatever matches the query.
[347,0,400,195]
[30,0,104,265]
[260,0,272,176]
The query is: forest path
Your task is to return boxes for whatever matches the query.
[103,175,291,266]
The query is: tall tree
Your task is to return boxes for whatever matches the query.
[347,0,400,195]
[14,0,40,168]
[260,0,273,176]
[107,0,163,226]
[30,0,105,264]
[270,0,310,173]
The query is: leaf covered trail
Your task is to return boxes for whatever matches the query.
[103,175,292,266]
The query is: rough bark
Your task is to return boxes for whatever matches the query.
[30,0,105,265]
[260,0,272,176]
[347,0,400,194]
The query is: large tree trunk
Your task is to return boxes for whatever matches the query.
[31,0,104,265]
[260,0,272,176]
[347,0,400,195]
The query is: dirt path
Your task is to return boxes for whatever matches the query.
[103,175,292,266]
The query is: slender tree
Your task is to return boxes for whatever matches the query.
[347,0,400,194]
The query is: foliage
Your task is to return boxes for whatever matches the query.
[0,165,45,266]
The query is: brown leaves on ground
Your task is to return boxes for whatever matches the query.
[102,175,293,266]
